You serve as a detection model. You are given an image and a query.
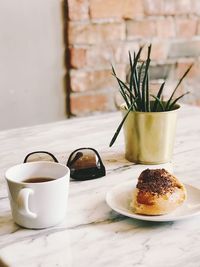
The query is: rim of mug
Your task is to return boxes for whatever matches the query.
[5,161,70,184]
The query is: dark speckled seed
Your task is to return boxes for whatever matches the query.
[136,169,177,195]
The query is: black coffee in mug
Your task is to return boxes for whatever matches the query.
[22,177,55,183]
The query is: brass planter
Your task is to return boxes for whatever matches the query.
[121,104,180,164]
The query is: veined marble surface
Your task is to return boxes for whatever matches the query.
[0,105,200,267]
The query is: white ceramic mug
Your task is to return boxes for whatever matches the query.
[5,161,70,229]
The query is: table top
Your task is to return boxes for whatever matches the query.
[0,104,200,267]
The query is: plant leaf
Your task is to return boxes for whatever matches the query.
[151,95,164,111]
[141,45,151,112]
[118,88,130,108]
[112,73,130,92]
[168,92,189,110]
[123,90,137,110]
[146,75,150,111]
[141,58,151,111]
[112,71,139,110]
[165,64,193,110]
[152,82,165,111]
[128,51,134,105]
[124,89,138,110]
[109,99,138,147]
[111,64,116,76]
[130,46,144,108]
[137,61,145,110]
[115,78,132,107]
[111,66,131,108]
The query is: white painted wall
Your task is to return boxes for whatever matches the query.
[0,0,66,130]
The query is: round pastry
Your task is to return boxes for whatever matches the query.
[131,169,187,215]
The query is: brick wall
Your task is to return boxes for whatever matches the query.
[67,0,200,116]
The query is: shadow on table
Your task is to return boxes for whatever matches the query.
[0,213,20,235]
[108,210,173,229]
[0,258,9,267]
[102,151,131,165]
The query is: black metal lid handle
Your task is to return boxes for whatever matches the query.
[23,151,59,163]
[66,147,104,168]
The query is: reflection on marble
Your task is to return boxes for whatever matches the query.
[0,105,200,266]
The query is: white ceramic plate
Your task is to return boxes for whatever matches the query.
[106,181,200,222]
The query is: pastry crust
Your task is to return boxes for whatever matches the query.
[131,169,187,215]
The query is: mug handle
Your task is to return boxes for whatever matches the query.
[17,188,37,218]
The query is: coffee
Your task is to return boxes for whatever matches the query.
[23,177,55,183]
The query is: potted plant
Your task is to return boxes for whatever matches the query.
[109,44,192,164]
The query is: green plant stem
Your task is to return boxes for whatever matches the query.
[111,73,130,108]
[129,46,144,109]
[151,95,164,111]
[128,51,134,105]
[152,82,165,112]
[169,92,189,110]
[165,64,193,110]
[109,99,138,147]
[146,76,150,112]
[109,44,192,149]
[112,73,137,110]
[141,58,150,111]
[141,45,151,112]
[137,61,145,111]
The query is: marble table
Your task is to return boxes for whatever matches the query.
[0,104,200,267]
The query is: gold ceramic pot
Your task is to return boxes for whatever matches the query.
[121,103,180,164]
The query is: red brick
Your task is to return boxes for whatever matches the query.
[168,40,200,58]
[195,99,200,107]
[156,17,175,38]
[160,80,185,100]
[180,79,199,106]
[163,0,191,15]
[172,0,192,14]
[90,0,144,19]
[126,20,156,39]
[144,0,192,15]
[66,0,200,116]
[68,0,89,21]
[196,19,200,35]
[176,60,198,79]
[86,45,114,68]
[84,42,139,68]
[123,0,144,19]
[175,18,197,38]
[149,80,164,96]
[192,0,200,16]
[150,63,174,80]
[68,22,125,45]
[140,42,169,61]
[151,42,168,61]
[70,69,118,92]
[143,0,164,15]
[114,42,139,64]
[89,0,123,19]
[70,91,113,114]
[70,47,86,68]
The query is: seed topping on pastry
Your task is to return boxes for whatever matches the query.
[136,169,180,195]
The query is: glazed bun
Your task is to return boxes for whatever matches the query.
[131,169,187,216]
